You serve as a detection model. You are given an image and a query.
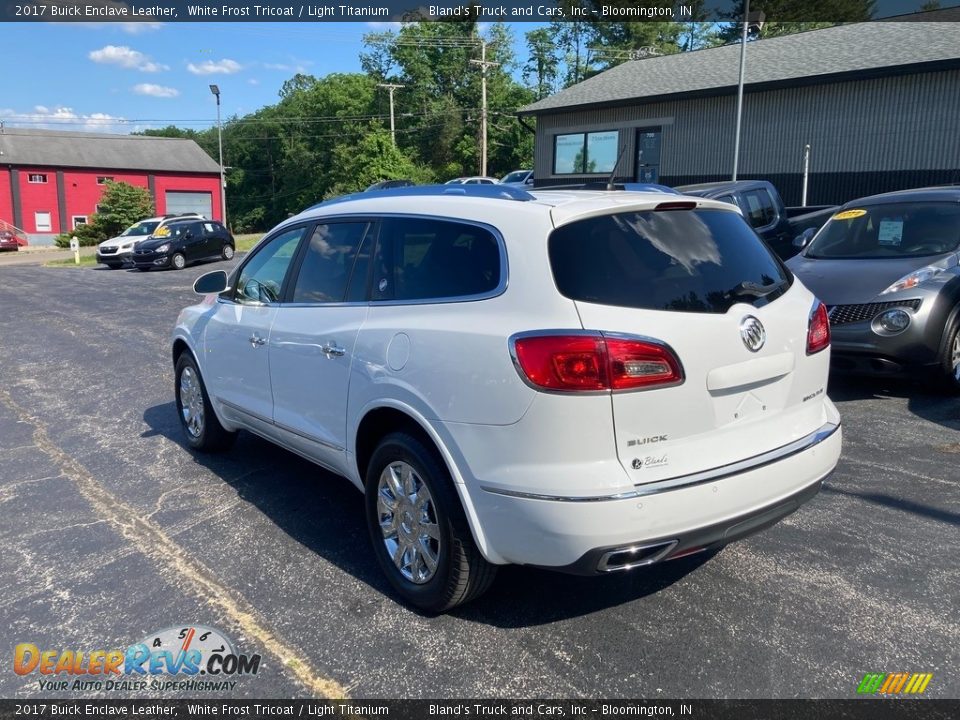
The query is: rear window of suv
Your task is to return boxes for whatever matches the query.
[549,209,790,314]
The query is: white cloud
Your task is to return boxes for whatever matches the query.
[89,45,168,72]
[248,78,260,85]
[264,61,312,74]
[133,83,179,98]
[0,106,128,133]
[79,21,164,34]
[366,21,404,29]
[186,59,242,75]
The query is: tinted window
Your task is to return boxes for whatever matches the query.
[372,218,501,301]
[235,227,304,304]
[549,210,790,314]
[741,189,777,228]
[806,202,960,259]
[291,222,370,303]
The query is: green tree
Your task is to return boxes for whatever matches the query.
[327,128,433,196]
[523,27,560,99]
[92,181,155,239]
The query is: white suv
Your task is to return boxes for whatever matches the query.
[172,185,842,611]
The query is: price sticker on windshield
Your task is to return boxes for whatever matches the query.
[833,209,867,220]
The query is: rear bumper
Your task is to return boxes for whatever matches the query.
[468,417,841,570]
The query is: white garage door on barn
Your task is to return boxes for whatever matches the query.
[165,191,212,218]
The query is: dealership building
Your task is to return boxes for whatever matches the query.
[519,17,960,205]
[0,128,222,244]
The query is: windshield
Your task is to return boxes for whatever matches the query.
[501,171,529,183]
[807,202,960,259]
[550,209,790,314]
[122,221,160,237]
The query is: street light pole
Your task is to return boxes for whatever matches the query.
[209,84,227,228]
[470,40,499,177]
[732,0,749,181]
[377,83,405,145]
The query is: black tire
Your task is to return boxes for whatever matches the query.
[174,353,236,452]
[221,243,235,261]
[934,320,960,394]
[364,432,496,612]
[171,252,187,270]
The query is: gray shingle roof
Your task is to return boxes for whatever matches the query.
[519,18,960,115]
[0,128,220,173]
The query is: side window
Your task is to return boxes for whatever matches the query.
[203,222,216,234]
[742,189,777,228]
[372,218,501,302]
[291,222,371,304]
[235,227,305,305]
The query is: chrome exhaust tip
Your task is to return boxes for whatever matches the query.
[597,539,679,572]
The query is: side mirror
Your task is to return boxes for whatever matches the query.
[194,270,228,295]
[793,227,815,249]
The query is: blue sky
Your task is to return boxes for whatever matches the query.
[2,22,541,134]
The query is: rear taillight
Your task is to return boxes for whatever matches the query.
[511,333,683,392]
[807,301,830,355]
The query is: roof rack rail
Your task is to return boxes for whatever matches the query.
[305,183,535,211]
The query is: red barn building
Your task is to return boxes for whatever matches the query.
[0,128,222,244]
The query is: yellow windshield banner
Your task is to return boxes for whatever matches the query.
[833,209,867,220]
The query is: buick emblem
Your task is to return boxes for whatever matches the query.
[740,315,766,352]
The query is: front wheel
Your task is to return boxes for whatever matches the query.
[174,353,236,451]
[936,320,960,394]
[222,244,235,261]
[171,252,187,270]
[364,432,496,612]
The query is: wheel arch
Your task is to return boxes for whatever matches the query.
[353,403,506,565]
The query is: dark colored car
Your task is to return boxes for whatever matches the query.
[0,230,27,251]
[677,180,836,260]
[787,187,960,391]
[132,219,235,271]
[366,179,415,191]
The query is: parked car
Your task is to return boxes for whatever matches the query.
[366,179,416,191]
[445,176,499,185]
[133,218,234,271]
[787,187,960,391]
[0,229,27,251]
[96,214,204,269]
[171,184,841,611]
[500,170,533,186]
[676,180,836,260]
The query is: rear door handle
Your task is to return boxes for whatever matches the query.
[249,334,267,348]
[321,343,346,358]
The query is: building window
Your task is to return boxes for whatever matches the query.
[97,176,114,185]
[28,173,48,184]
[553,130,620,175]
[72,216,88,229]
[35,212,52,232]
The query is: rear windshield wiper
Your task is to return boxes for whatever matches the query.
[724,279,787,300]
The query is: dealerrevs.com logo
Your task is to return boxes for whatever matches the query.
[857,672,934,695]
[14,625,261,692]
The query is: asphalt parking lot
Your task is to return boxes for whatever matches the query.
[1,260,958,700]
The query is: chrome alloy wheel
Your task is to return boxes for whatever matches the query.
[377,461,441,584]
[952,334,960,382]
[179,366,205,438]
[223,244,234,260]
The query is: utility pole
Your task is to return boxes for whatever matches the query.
[377,83,404,146]
[732,2,765,181]
[209,84,226,228]
[470,41,499,177]
[732,0,749,182]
